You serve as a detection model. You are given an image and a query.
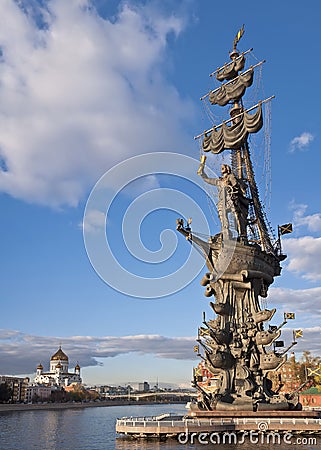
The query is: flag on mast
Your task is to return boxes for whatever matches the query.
[233,25,245,49]
[307,367,321,377]
[284,312,295,320]
[293,329,303,339]
[279,223,293,235]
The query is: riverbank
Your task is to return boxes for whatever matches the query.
[0,400,185,413]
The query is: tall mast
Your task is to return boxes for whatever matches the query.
[229,47,244,181]
[228,35,273,253]
[197,27,274,253]
[243,141,273,252]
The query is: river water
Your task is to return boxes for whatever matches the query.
[0,404,319,450]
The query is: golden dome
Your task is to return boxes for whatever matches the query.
[75,363,80,370]
[37,363,43,370]
[51,346,68,361]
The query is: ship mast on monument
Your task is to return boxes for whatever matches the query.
[176,26,299,412]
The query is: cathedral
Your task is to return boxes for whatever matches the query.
[34,346,82,387]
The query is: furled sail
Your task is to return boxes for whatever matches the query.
[202,103,263,154]
[216,54,245,81]
[209,69,254,106]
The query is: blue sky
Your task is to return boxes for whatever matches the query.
[0,0,320,386]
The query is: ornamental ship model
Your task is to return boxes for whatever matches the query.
[177,26,299,413]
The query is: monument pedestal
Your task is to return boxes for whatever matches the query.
[116,408,321,439]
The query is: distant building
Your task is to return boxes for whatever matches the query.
[130,382,150,392]
[138,382,150,392]
[300,387,321,408]
[33,346,82,387]
[194,361,221,390]
[25,385,53,403]
[278,358,300,391]
[97,385,132,397]
[0,376,30,403]
[268,353,300,393]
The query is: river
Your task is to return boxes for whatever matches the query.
[0,404,319,449]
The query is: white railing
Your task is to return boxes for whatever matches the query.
[116,416,321,429]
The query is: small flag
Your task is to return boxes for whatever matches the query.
[307,367,321,377]
[279,223,293,235]
[199,327,210,337]
[233,25,245,48]
[275,341,284,347]
[269,325,278,332]
[293,329,303,339]
[284,312,295,320]
[193,345,199,353]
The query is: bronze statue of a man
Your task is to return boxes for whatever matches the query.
[199,163,249,239]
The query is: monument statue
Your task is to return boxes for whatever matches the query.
[116,28,320,440]
[177,28,300,412]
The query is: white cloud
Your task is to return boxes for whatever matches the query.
[0,0,194,207]
[290,202,321,232]
[269,326,321,357]
[279,205,321,280]
[289,132,314,152]
[2,325,320,377]
[81,208,106,233]
[0,329,197,374]
[283,236,321,281]
[296,327,321,355]
[269,286,321,318]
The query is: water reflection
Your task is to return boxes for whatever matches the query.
[0,404,319,450]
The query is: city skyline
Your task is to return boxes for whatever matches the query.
[1,0,321,385]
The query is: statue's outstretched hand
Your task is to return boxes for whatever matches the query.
[197,164,205,176]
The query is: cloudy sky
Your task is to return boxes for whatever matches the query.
[1,0,320,386]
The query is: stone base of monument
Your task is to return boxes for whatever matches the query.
[116,409,321,440]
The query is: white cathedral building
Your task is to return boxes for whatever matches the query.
[34,346,82,387]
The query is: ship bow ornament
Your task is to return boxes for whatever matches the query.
[177,28,299,412]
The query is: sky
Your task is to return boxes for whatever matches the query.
[0,0,321,387]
